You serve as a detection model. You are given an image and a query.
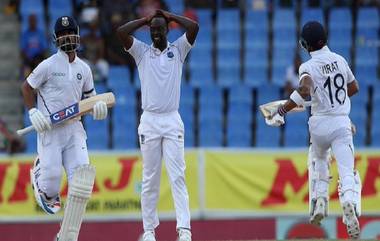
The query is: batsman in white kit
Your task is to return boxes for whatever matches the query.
[21,16,108,241]
[266,21,361,239]
[117,9,198,241]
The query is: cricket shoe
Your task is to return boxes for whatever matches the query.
[141,230,156,241]
[30,157,61,214]
[342,202,360,239]
[310,197,327,226]
[178,228,191,241]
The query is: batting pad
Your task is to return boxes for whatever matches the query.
[57,164,96,241]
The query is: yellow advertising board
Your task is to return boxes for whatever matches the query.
[0,152,199,218]
[0,149,379,218]
[204,150,380,214]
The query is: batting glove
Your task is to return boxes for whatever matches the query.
[29,108,51,133]
[265,113,285,127]
[93,101,107,120]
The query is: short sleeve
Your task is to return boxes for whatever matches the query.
[27,60,48,89]
[82,65,96,97]
[343,59,355,83]
[298,63,311,82]
[173,33,193,62]
[126,37,148,65]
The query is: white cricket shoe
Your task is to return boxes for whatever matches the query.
[30,157,61,214]
[178,228,191,241]
[310,197,327,226]
[342,202,360,239]
[142,230,156,241]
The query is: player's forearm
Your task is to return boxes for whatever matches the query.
[348,80,359,97]
[280,99,298,115]
[170,14,199,44]
[21,81,36,110]
[117,18,148,42]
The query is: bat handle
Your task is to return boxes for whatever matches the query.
[16,125,35,136]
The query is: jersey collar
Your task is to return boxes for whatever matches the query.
[57,49,78,63]
[310,46,330,58]
[151,42,171,55]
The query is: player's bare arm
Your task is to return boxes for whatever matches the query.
[21,81,37,110]
[157,9,199,45]
[347,80,359,97]
[117,13,155,50]
[277,75,313,115]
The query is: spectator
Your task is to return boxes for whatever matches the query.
[20,14,47,79]
[100,0,135,34]
[134,0,168,19]
[81,18,109,82]
[284,53,302,97]
[104,13,135,77]
[0,119,25,154]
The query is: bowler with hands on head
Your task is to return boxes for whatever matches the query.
[117,9,198,241]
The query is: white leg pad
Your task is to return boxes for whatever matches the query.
[308,146,331,216]
[339,170,361,217]
[57,165,96,241]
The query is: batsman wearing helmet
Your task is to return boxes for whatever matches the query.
[21,16,108,241]
[117,9,198,241]
[267,21,361,239]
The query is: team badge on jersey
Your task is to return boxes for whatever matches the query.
[77,73,82,80]
[167,51,174,58]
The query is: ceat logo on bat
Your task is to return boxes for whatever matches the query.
[50,103,79,124]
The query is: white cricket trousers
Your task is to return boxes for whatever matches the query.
[308,115,355,204]
[138,110,190,231]
[37,121,89,198]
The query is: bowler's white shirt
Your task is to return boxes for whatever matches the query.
[128,34,192,113]
[27,50,95,116]
[299,46,355,116]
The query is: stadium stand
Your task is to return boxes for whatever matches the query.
[18,1,380,151]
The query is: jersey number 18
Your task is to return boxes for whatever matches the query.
[323,73,346,107]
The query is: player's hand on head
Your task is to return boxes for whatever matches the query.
[156,9,172,21]
[146,11,156,25]
[93,101,107,120]
[28,108,52,133]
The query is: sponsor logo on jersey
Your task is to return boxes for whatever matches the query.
[52,72,65,77]
[77,73,82,80]
[50,103,79,124]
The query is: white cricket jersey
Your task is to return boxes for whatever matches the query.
[127,34,192,113]
[27,49,95,117]
[299,46,356,116]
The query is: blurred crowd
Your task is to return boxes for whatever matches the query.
[0,0,379,152]
[7,0,201,83]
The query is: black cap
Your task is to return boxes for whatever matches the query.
[300,21,327,51]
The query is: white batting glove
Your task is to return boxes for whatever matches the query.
[93,101,108,120]
[265,113,285,127]
[28,108,51,133]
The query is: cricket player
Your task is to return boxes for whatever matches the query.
[266,21,361,239]
[117,9,198,241]
[21,16,108,241]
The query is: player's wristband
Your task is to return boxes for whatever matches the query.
[290,90,305,106]
[277,105,287,116]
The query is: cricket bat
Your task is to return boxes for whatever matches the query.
[259,99,311,119]
[17,92,116,136]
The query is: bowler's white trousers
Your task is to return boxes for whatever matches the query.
[138,110,190,231]
[37,121,89,197]
[308,115,355,204]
